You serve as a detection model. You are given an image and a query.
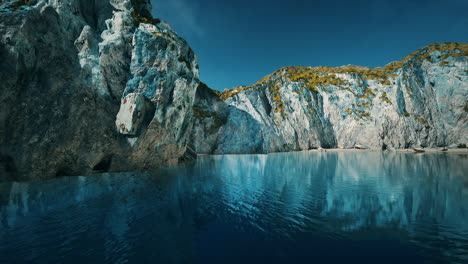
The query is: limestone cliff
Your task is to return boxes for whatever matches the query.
[0,1,466,182]
[192,43,468,153]
[0,0,199,181]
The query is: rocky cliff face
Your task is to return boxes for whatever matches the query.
[0,0,199,181]
[0,1,466,182]
[192,43,468,153]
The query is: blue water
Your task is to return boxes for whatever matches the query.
[0,152,467,263]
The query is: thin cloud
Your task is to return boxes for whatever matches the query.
[152,0,204,38]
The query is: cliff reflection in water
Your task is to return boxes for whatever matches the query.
[0,152,467,263]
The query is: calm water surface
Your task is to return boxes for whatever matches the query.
[0,152,467,263]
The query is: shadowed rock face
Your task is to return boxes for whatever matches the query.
[0,1,466,182]
[193,43,468,154]
[0,0,199,181]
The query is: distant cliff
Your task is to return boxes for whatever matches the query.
[192,43,468,153]
[0,0,199,181]
[0,1,467,182]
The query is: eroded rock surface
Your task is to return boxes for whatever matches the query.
[0,1,466,182]
[115,93,154,136]
[0,0,199,181]
[193,43,468,153]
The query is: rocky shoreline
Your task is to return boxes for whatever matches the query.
[304,148,468,153]
[0,0,466,182]
[197,148,468,155]
[192,43,468,155]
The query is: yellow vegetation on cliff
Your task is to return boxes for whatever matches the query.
[270,84,285,116]
[345,107,372,121]
[152,32,178,45]
[219,72,275,100]
[131,0,161,27]
[218,43,467,105]
[193,106,227,134]
[385,42,468,71]
[379,93,392,104]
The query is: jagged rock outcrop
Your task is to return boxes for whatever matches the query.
[115,93,155,136]
[0,0,466,182]
[192,83,265,154]
[0,0,199,181]
[192,43,468,153]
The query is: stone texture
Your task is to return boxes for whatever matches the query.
[115,93,154,136]
[193,43,468,153]
[111,20,199,171]
[0,1,466,183]
[0,0,199,181]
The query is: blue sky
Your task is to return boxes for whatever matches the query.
[151,0,468,91]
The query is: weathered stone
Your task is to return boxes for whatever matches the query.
[193,43,468,154]
[0,0,199,181]
[115,93,154,136]
[0,0,466,182]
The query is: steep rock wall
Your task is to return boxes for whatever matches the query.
[193,43,468,153]
[0,0,199,181]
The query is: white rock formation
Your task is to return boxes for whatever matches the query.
[115,93,154,136]
[0,0,199,181]
[193,43,468,153]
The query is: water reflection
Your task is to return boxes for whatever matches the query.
[0,152,467,263]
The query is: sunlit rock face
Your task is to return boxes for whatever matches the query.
[193,43,468,153]
[113,21,199,170]
[115,93,154,136]
[191,83,265,154]
[0,0,199,181]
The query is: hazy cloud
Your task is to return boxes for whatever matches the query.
[151,0,204,38]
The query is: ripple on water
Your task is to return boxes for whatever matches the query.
[0,152,467,263]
